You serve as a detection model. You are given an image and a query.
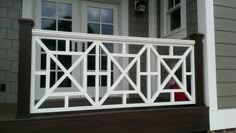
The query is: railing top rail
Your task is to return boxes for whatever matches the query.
[32,29,195,46]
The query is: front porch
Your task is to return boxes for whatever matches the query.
[0,18,209,133]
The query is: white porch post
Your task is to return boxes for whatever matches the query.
[148,0,157,38]
[197,0,218,111]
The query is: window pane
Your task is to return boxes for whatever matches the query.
[58,20,72,32]
[88,7,100,22]
[88,23,100,34]
[101,43,113,54]
[40,75,46,88]
[42,1,56,17]
[87,76,95,87]
[168,0,174,9]
[58,3,72,19]
[58,55,72,69]
[101,75,107,86]
[101,56,107,70]
[101,9,113,23]
[50,72,56,87]
[175,0,180,5]
[42,39,56,50]
[88,55,95,70]
[42,18,56,30]
[58,72,71,87]
[41,54,46,70]
[58,40,66,51]
[170,8,181,31]
[102,24,113,35]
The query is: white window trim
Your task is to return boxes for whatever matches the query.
[22,0,128,36]
[160,0,186,39]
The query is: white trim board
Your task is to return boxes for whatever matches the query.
[197,0,218,110]
[210,109,236,130]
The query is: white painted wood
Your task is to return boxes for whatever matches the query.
[22,0,35,19]
[31,29,195,113]
[210,109,236,130]
[197,0,218,110]
[32,30,195,45]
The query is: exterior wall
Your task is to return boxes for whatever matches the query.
[186,0,198,36]
[129,0,149,37]
[0,0,22,103]
[214,0,236,109]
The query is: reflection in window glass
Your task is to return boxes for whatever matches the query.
[88,23,100,34]
[58,3,72,19]
[102,24,113,35]
[58,20,72,32]
[87,76,96,87]
[170,8,181,31]
[42,1,56,17]
[88,7,100,22]
[101,9,113,23]
[42,18,56,30]
[168,0,174,9]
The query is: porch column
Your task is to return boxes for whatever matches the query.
[190,33,205,106]
[197,0,218,110]
[17,19,34,118]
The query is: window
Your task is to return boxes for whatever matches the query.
[161,0,186,38]
[41,0,72,31]
[40,0,73,88]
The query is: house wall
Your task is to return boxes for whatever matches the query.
[186,0,198,37]
[214,0,236,109]
[0,0,22,103]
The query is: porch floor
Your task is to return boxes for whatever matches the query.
[0,103,17,122]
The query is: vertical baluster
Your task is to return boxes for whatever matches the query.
[95,43,100,104]
[147,45,151,102]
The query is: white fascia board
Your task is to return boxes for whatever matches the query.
[210,109,236,130]
[197,0,218,110]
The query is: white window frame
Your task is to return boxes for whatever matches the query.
[160,0,186,39]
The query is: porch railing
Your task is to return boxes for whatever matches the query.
[30,29,195,113]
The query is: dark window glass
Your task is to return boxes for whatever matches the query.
[42,39,56,51]
[42,1,56,17]
[88,7,100,22]
[88,23,100,34]
[101,56,107,70]
[58,3,72,19]
[41,54,46,70]
[175,0,180,5]
[101,9,113,23]
[58,20,72,32]
[87,42,96,54]
[50,59,56,70]
[87,75,95,87]
[170,8,181,31]
[58,55,72,69]
[58,40,66,51]
[168,0,174,9]
[101,75,107,86]
[102,24,113,35]
[58,72,71,87]
[40,75,46,88]
[42,18,56,30]
[87,55,95,70]
[50,72,56,87]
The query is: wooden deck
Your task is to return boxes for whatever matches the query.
[0,104,209,133]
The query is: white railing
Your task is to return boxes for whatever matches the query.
[31,29,195,113]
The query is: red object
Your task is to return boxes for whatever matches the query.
[171,85,188,101]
